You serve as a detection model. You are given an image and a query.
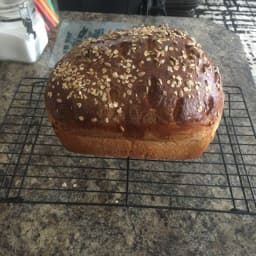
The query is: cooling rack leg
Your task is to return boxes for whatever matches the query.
[125,158,130,206]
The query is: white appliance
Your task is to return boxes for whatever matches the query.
[0,0,48,63]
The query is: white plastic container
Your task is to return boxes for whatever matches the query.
[0,0,48,63]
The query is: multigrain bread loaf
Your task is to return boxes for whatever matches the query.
[45,24,224,159]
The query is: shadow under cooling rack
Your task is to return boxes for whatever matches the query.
[0,77,256,215]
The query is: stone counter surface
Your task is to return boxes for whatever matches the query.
[0,12,256,256]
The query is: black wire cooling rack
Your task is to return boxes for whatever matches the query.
[0,77,256,215]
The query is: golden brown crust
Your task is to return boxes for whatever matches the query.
[45,24,224,159]
[49,111,221,159]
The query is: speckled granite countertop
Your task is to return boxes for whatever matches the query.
[1,12,256,256]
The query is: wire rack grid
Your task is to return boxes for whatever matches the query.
[0,77,256,215]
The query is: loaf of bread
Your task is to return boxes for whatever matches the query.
[45,24,224,159]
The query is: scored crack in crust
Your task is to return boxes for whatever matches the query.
[45,24,224,157]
